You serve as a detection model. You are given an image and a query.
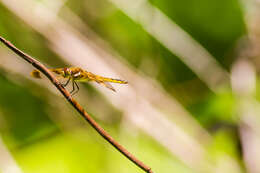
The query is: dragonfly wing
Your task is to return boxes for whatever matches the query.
[97,81,116,92]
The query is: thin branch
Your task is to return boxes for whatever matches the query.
[0,36,153,173]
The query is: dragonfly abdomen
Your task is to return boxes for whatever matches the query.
[101,77,128,84]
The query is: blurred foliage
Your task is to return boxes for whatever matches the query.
[0,71,58,148]
[189,89,238,128]
[150,0,246,66]
[0,0,251,172]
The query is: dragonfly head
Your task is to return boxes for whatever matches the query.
[63,67,71,78]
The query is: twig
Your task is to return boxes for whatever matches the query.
[0,36,153,173]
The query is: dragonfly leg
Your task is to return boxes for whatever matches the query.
[70,80,75,95]
[71,81,80,96]
[74,82,79,94]
[62,78,71,87]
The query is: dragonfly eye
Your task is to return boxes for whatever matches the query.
[63,67,70,77]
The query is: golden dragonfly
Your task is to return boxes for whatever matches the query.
[31,67,128,95]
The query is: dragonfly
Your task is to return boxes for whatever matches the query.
[31,67,128,95]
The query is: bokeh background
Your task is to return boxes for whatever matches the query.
[0,0,260,172]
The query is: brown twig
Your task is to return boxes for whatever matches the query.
[0,36,153,173]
